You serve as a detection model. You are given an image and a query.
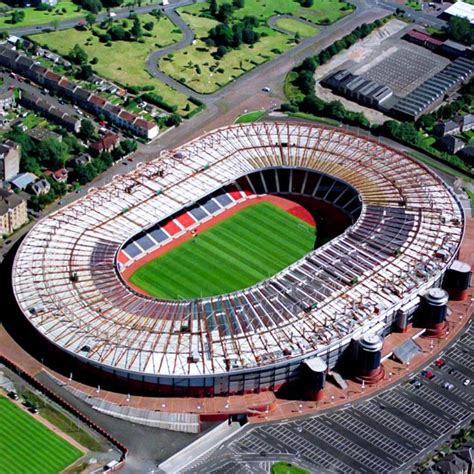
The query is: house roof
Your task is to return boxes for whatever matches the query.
[406,30,443,46]
[0,188,24,216]
[74,87,91,100]
[16,55,34,69]
[119,110,137,123]
[30,63,48,76]
[88,94,107,107]
[44,70,62,83]
[90,132,119,151]
[44,168,67,180]
[134,118,156,130]
[104,103,121,115]
[9,172,37,189]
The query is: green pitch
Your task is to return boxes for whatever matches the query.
[0,396,82,474]
[129,202,316,299]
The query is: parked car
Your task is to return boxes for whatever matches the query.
[7,391,19,400]
[262,86,271,92]
[463,379,470,386]
[421,370,434,379]
[443,382,454,390]
[27,406,39,414]
[435,358,445,368]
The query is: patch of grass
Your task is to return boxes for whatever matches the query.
[274,18,320,37]
[31,15,196,115]
[0,395,82,474]
[235,110,265,123]
[464,189,474,217]
[0,1,83,30]
[288,111,341,126]
[17,388,104,451]
[284,70,305,102]
[406,150,474,184]
[129,202,316,299]
[271,462,310,474]
[405,0,422,10]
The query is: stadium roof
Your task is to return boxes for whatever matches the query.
[444,1,474,23]
[11,123,464,379]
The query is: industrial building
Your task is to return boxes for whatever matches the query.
[391,57,474,121]
[11,123,468,397]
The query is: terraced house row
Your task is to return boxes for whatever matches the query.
[0,44,159,140]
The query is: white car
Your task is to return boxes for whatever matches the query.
[443,382,454,390]
[262,87,271,92]
[463,379,470,386]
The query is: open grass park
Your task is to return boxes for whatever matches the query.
[0,395,83,474]
[129,201,316,299]
[160,0,353,94]
[32,14,198,115]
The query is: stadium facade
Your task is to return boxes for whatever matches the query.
[12,123,466,396]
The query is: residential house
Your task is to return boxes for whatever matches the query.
[458,146,474,165]
[88,94,107,115]
[43,70,62,90]
[27,126,62,143]
[459,114,473,133]
[438,135,465,154]
[0,86,14,111]
[28,178,50,196]
[90,132,120,155]
[44,168,68,183]
[0,141,20,182]
[133,117,159,140]
[72,153,92,166]
[73,87,92,108]
[433,119,461,137]
[0,188,27,236]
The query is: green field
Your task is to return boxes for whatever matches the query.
[235,110,265,123]
[0,1,83,30]
[271,462,310,474]
[274,18,320,37]
[0,396,82,474]
[129,202,316,299]
[32,14,196,115]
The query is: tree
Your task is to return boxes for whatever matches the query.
[121,139,137,154]
[416,114,436,131]
[77,63,93,80]
[130,16,142,40]
[80,119,96,141]
[109,24,128,40]
[81,0,102,14]
[68,44,89,65]
[232,0,244,8]
[86,12,96,28]
[143,21,154,31]
[217,3,233,23]
[209,0,218,18]
[51,18,60,31]
[10,10,25,24]
[447,16,474,45]
[36,139,69,169]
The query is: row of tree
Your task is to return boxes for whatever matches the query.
[209,0,244,23]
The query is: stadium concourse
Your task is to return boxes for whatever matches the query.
[11,122,466,398]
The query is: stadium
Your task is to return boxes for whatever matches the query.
[11,122,465,397]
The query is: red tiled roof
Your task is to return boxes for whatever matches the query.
[44,70,62,83]
[407,30,443,46]
[134,118,156,130]
[119,110,136,123]
[88,94,107,107]
[90,132,119,151]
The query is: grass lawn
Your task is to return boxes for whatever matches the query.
[161,0,352,94]
[405,0,422,10]
[464,189,474,217]
[0,1,84,30]
[0,395,82,474]
[274,18,320,37]
[31,15,196,115]
[271,462,310,474]
[235,110,265,123]
[17,388,104,452]
[129,202,316,299]
[288,111,341,126]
